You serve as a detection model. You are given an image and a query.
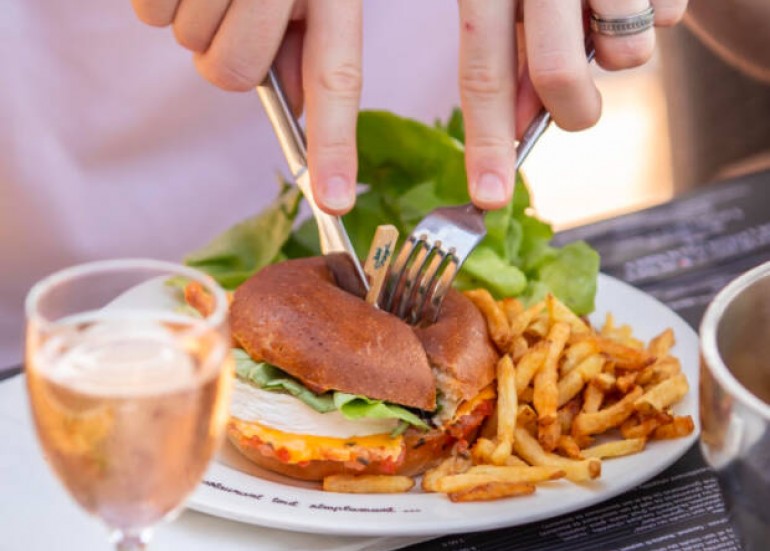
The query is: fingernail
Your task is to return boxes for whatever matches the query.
[320,176,354,212]
[475,172,507,205]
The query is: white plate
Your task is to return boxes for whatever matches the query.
[183,273,700,537]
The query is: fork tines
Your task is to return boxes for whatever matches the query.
[380,233,459,326]
[380,204,487,325]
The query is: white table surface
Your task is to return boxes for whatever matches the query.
[0,375,425,551]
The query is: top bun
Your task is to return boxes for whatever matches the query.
[230,255,436,410]
[230,254,499,414]
[415,289,498,406]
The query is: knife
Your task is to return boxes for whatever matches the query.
[256,68,370,292]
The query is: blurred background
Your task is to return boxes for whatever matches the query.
[524,55,673,231]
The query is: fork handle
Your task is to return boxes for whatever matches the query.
[514,44,597,171]
[515,109,551,171]
[256,68,369,290]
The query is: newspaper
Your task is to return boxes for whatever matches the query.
[404,171,770,551]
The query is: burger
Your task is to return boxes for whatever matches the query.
[225,254,499,481]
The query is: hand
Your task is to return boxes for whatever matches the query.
[131,0,363,215]
[457,0,688,210]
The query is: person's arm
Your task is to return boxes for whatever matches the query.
[685,0,770,83]
[131,0,362,216]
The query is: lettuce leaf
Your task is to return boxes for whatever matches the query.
[529,241,600,315]
[184,109,599,315]
[333,393,428,428]
[233,349,428,429]
[349,110,599,314]
[233,349,335,413]
[184,183,302,290]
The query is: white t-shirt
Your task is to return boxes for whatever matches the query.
[1,1,461,368]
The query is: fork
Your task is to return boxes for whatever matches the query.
[381,46,597,325]
[256,68,370,291]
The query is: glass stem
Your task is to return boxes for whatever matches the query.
[112,528,152,551]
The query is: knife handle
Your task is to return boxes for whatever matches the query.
[515,43,595,171]
[256,68,370,291]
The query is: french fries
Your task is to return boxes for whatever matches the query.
[582,383,605,414]
[500,297,524,321]
[513,426,601,482]
[533,322,571,427]
[326,293,692,503]
[323,474,415,494]
[637,357,681,387]
[517,404,538,435]
[509,301,545,339]
[621,414,670,439]
[515,342,548,395]
[435,465,564,493]
[581,438,647,459]
[424,294,692,501]
[491,355,517,464]
[652,416,695,440]
[557,354,605,407]
[601,313,645,349]
[448,482,536,503]
[558,398,582,434]
[538,421,562,454]
[464,289,512,352]
[560,337,600,377]
[557,435,583,459]
[596,338,655,371]
[547,293,590,336]
[648,328,675,359]
[510,336,529,362]
[572,387,644,437]
[422,455,472,492]
[635,373,689,414]
[533,322,571,452]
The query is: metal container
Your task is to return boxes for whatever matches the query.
[700,261,770,550]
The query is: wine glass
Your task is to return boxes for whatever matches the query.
[24,259,233,550]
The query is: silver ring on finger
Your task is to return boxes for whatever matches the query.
[589,5,655,37]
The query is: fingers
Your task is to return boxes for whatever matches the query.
[273,21,306,118]
[173,0,231,53]
[524,0,601,131]
[193,0,294,91]
[650,0,688,26]
[134,0,361,215]
[514,65,543,140]
[303,0,363,215]
[457,0,517,210]
[589,0,655,71]
[131,0,179,27]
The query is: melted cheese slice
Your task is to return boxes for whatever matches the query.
[230,417,404,464]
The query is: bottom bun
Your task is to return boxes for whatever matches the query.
[226,398,492,482]
[226,426,452,481]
